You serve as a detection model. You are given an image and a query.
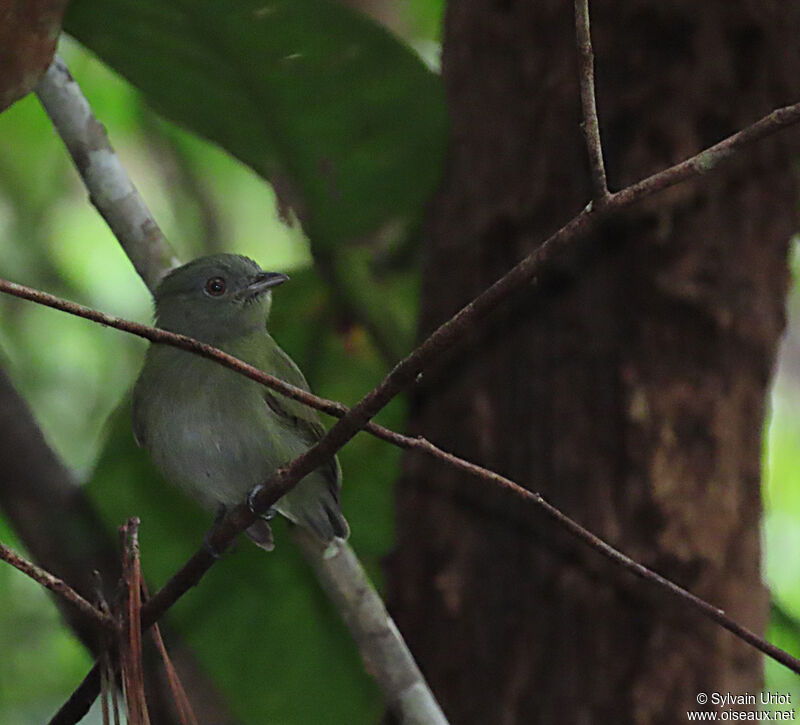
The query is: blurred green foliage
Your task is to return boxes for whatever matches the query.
[0,0,442,719]
[64,0,447,251]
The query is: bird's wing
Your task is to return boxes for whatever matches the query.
[261,339,343,498]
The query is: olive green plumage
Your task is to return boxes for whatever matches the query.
[132,254,349,549]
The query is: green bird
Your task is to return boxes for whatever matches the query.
[132,254,349,550]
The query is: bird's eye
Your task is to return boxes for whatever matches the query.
[205,277,226,296]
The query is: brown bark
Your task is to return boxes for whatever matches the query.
[388,2,800,723]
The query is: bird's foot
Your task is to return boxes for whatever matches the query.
[247,484,263,513]
[246,485,276,521]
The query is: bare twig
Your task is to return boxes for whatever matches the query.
[120,519,150,725]
[574,0,608,201]
[0,275,422,448]
[99,654,111,725]
[6,280,797,677]
[36,55,448,725]
[32,55,800,715]
[49,662,101,725]
[611,102,800,205]
[0,540,115,631]
[35,55,179,291]
[292,528,449,724]
[241,102,800,528]
[148,605,198,725]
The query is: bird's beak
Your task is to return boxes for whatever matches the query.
[237,271,289,300]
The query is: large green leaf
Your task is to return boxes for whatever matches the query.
[63,0,447,252]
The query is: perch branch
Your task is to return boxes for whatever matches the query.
[35,55,179,291]
[574,0,608,201]
[2,276,800,678]
[292,528,448,724]
[32,56,800,718]
[49,663,101,725]
[35,54,447,725]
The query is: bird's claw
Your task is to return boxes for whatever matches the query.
[247,484,264,513]
[247,485,276,521]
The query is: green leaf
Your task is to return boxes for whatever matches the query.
[63,0,447,252]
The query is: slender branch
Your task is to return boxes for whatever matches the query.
[610,101,800,206]
[32,56,800,714]
[0,275,417,448]
[292,529,449,724]
[241,104,800,526]
[49,663,101,725]
[168,97,800,672]
[120,518,149,725]
[0,277,359,425]
[34,53,448,725]
[0,540,115,631]
[34,55,179,291]
[574,0,608,201]
[3,278,800,677]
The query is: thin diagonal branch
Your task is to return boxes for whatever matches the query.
[35,55,179,291]
[0,275,421,448]
[33,54,448,725]
[32,56,800,717]
[245,107,800,525]
[574,0,608,201]
[0,540,115,631]
[3,279,799,678]
[49,663,101,725]
[610,102,800,205]
[292,528,448,723]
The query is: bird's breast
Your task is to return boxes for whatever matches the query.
[136,351,281,507]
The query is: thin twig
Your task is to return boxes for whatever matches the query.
[34,58,800,715]
[0,540,115,630]
[4,87,800,676]
[574,0,608,201]
[5,276,796,675]
[147,601,199,725]
[242,104,800,527]
[49,663,101,725]
[120,518,150,725]
[35,55,179,291]
[34,53,449,725]
[610,102,800,206]
[292,528,448,724]
[140,579,199,725]
[0,274,430,450]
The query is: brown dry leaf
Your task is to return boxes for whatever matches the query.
[0,0,69,112]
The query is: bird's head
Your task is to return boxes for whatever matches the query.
[153,254,288,342]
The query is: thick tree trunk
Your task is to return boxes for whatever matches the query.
[388,2,800,723]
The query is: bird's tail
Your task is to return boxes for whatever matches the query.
[274,477,349,543]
